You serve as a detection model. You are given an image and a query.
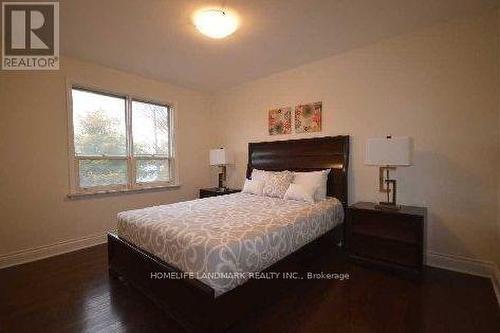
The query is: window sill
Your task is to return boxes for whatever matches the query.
[67,183,181,199]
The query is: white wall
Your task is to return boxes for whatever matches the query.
[0,57,213,265]
[212,11,499,265]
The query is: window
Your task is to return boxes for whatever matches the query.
[69,87,175,194]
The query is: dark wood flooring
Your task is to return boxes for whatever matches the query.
[0,244,499,333]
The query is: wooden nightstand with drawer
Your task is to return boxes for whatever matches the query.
[346,202,427,277]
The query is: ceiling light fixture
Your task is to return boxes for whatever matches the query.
[193,9,238,39]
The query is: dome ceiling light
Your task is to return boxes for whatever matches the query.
[193,9,238,39]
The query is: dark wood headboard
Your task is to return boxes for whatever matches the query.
[246,136,350,207]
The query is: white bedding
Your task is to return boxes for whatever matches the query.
[117,193,344,297]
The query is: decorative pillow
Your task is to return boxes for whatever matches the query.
[293,169,330,201]
[284,183,316,203]
[262,171,294,199]
[242,179,265,196]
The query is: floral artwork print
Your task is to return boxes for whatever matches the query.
[268,107,292,135]
[295,102,322,133]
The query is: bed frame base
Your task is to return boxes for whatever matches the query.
[108,224,343,333]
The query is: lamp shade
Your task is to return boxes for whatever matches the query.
[365,137,411,166]
[209,148,232,166]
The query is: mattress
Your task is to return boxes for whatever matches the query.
[117,193,344,297]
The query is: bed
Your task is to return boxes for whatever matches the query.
[108,135,349,332]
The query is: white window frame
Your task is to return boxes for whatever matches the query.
[66,82,178,196]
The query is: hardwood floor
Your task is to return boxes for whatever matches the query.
[0,244,499,333]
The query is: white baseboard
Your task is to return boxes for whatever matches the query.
[427,251,500,306]
[491,264,500,307]
[426,251,493,277]
[0,233,107,269]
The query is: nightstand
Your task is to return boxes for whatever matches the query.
[346,202,427,277]
[199,187,240,198]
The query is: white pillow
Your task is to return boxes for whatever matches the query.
[293,169,330,201]
[262,170,294,199]
[250,169,269,181]
[242,179,265,196]
[284,183,316,203]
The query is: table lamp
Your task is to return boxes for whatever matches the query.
[365,136,411,210]
[209,148,233,191]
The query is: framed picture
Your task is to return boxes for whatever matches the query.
[268,107,292,135]
[295,102,322,133]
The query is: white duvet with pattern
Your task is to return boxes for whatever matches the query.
[117,193,344,297]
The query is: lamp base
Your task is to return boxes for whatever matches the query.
[218,166,227,191]
[375,202,401,210]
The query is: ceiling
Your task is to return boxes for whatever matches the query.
[58,0,498,92]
